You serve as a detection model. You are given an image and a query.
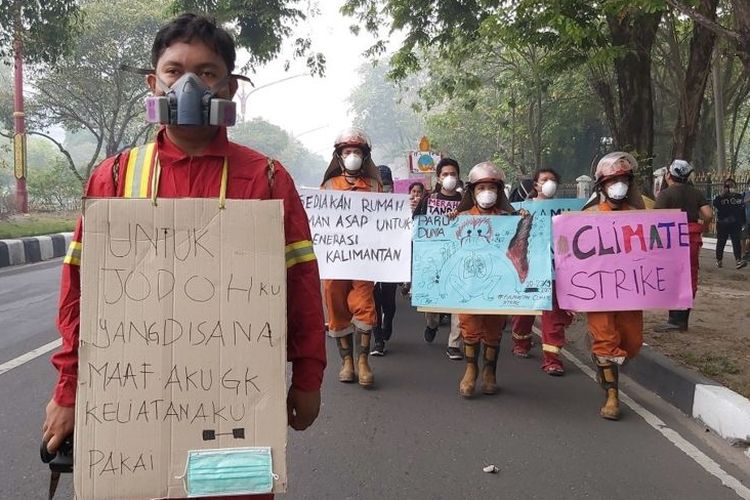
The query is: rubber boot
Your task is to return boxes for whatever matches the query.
[357,330,374,388]
[336,334,355,383]
[459,343,479,398]
[679,309,691,331]
[481,344,499,395]
[654,310,681,332]
[595,358,620,420]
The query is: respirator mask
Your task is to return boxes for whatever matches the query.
[145,72,237,127]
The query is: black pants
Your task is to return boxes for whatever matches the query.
[716,223,742,261]
[373,282,398,338]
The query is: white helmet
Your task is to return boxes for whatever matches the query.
[467,162,506,186]
[668,159,693,180]
[594,152,637,185]
[334,127,371,155]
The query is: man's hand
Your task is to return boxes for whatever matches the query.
[42,399,75,454]
[287,387,320,431]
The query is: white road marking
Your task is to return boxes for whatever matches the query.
[0,339,61,377]
[558,340,750,499]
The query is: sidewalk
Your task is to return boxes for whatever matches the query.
[0,233,72,268]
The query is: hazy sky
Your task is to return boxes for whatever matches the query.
[236,2,388,160]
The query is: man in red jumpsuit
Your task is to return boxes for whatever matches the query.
[42,13,326,499]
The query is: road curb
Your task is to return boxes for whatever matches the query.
[627,346,750,445]
[540,325,750,447]
[0,233,72,268]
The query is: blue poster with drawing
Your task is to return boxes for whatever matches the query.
[511,198,585,217]
[411,214,553,314]
[511,198,585,278]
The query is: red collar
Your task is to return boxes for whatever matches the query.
[155,126,230,163]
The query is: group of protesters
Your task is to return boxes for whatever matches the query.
[319,127,749,422]
[41,18,749,494]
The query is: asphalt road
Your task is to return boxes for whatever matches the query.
[1,259,749,499]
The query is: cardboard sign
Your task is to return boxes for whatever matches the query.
[411,214,552,314]
[553,210,693,312]
[76,198,288,499]
[299,188,413,282]
[408,151,442,174]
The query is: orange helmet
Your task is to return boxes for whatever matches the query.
[467,161,506,187]
[334,127,371,155]
[594,152,637,185]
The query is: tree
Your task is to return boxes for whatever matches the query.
[348,62,424,167]
[171,0,326,75]
[24,138,83,211]
[1,0,82,212]
[26,0,166,182]
[342,0,665,174]
[229,118,326,186]
[667,0,750,75]
[0,1,81,65]
[669,0,719,162]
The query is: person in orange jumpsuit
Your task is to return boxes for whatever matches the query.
[42,14,326,500]
[582,152,646,420]
[653,160,713,331]
[454,162,525,398]
[320,128,382,388]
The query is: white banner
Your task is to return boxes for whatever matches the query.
[299,188,413,282]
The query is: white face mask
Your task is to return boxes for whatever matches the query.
[606,181,629,201]
[343,153,363,172]
[475,190,497,209]
[540,180,558,198]
[441,175,458,191]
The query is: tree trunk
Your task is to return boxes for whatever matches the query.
[607,10,662,175]
[733,0,750,75]
[671,0,719,162]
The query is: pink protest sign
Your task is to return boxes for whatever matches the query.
[394,177,428,194]
[553,210,693,312]
[394,178,418,194]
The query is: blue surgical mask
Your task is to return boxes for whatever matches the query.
[183,447,276,496]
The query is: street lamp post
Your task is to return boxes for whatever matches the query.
[236,73,308,122]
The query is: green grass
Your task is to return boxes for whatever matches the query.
[0,215,76,239]
[679,352,740,378]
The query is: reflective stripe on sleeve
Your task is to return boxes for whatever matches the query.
[285,240,316,268]
[63,241,82,267]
